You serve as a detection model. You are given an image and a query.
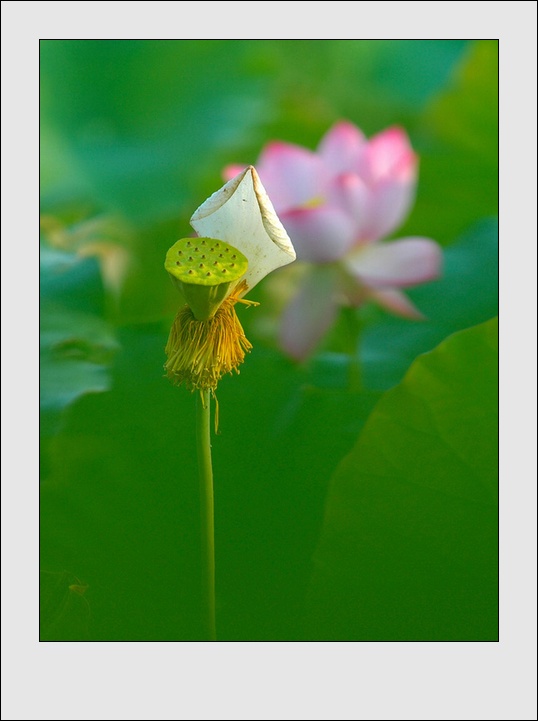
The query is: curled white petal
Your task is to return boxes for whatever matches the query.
[190,166,296,293]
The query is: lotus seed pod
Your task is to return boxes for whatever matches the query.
[165,237,248,320]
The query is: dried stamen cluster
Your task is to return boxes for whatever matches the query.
[164,281,256,392]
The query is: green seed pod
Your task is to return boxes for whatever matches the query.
[165,237,248,320]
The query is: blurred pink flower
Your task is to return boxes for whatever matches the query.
[224,120,442,360]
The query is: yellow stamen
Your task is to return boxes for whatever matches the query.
[164,280,256,394]
[301,195,324,209]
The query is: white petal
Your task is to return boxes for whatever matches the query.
[190,166,296,294]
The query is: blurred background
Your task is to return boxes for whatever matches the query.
[40,40,498,641]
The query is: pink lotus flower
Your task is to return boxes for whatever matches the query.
[224,121,442,360]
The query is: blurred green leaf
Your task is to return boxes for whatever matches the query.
[40,325,380,640]
[40,40,469,223]
[360,217,498,390]
[40,242,104,315]
[402,40,498,244]
[40,302,118,410]
[234,40,470,145]
[40,40,274,223]
[40,570,91,641]
[40,324,202,640]
[40,242,119,438]
[214,349,381,640]
[305,318,498,640]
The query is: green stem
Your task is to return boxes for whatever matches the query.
[196,389,216,641]
[340,306,362,392]
[348,353,362,393]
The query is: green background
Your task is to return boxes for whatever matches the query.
[40,39,498,641]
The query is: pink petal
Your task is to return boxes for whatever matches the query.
[365,175,417,240]
[279,267,339,361]
[359,126,417,184]
[327,173,373,244]
[366,287,425,320]
[222,164,247,182]
[256,141,326,213]
[345,238,442,288]
[280,205,356,263]
[317,120,366,176]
